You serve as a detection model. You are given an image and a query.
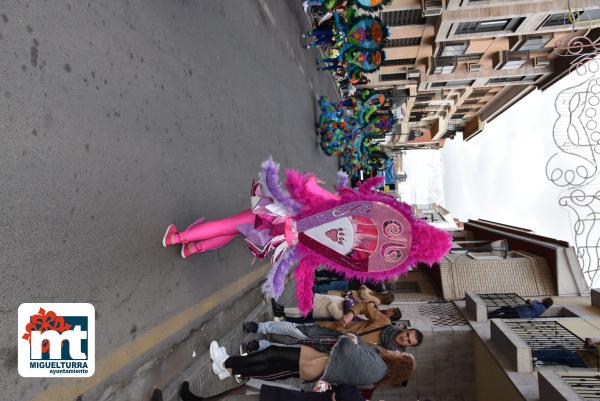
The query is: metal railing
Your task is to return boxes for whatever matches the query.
[478,293,526,311]
[506,320,588,368]
[560,373,600,400]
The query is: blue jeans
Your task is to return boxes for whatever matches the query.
[314,280,349,294]
[257,321,309,340]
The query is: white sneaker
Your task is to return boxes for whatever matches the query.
[210,341,232,380]
[209,341,220,361]
[212,362,231,380]
[210,342,230,370]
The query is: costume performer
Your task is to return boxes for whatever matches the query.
[162,158,451,314]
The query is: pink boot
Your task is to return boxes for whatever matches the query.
[162,224,181,247]
[181,242,201,259]
[180,235,239,259]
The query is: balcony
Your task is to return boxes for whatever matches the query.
[540,370,600,401]
[428,56,457,74]
[493,51,531,70]
[491,319,589,372]
[466,292,526,321]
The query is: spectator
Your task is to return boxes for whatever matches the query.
[576,338,600,369]
[488,298,553,319]
[209,335,416,387]
[179,380,365,401]
[242,302,423,352]
[271,287,394,322]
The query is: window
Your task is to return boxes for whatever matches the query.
[381,9,425,26]
[542,9,600,27]
[495,51,530,70]
[382,58,416,67]
[470,89,489,97]
[461,53,484,62]
[431,79,475,88]
[581,8,600,22]
[432,57,457,74]
[488,74,541,84]
[440,41,469,57]
[416,93,434,101]
[380,73,407,82]
[502,58,527,70]
[385,37,421,48]
[542,12,576,27]
[452,113,466,119]
[456,17,525,34]
[409,111,425,119]
[463,99,480,104]
[488,76,523,84]
[517,35,552,51]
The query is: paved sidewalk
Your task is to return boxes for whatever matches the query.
[160,281,305,401]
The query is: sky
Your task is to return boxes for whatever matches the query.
[401,57,600,249]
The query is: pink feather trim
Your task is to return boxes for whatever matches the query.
[294,256,318,315]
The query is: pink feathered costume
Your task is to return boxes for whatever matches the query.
[162,158,452,314]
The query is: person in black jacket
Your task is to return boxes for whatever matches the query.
[179,381,365,401]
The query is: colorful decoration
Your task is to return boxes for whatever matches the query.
[352,0,393,11]
[162,159,452,315]
[317,91,396,182]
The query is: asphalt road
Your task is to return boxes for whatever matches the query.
[0,1,339,400]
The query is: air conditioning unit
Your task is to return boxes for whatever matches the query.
[407,69,420,79]
[422,0,443,16]
[534,56,550,68]
[468,63,482,72]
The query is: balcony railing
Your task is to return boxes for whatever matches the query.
[560,373,600,399]
[506,320,587,368]
[479,293,526,311]
[540,371,600,401]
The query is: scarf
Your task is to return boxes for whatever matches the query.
[380,326,405,352]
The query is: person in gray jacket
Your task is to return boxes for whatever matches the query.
[209,334,415,387]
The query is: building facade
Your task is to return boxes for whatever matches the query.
[364,0,600,142]
[378,218,591,400]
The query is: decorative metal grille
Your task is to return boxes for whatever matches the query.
[478,293,526,310]
[559,373,600,400]
[418,303,468,326]
[545,28,600,287]
[506,320,584,351]
[506,320,587,367]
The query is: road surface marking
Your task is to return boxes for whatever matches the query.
[30,263,271,401]
[257,0,277,27]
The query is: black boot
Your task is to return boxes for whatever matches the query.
[242,321,258,333]
[271,298,285,318]
[179,381,203,401]
[240,340,260,355]
[151,388,163,401]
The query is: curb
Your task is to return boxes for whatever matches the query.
[161,301,270,401]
